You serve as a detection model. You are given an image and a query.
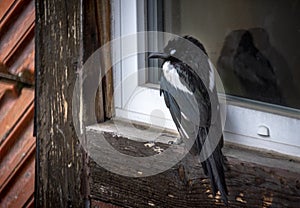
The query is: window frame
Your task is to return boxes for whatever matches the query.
[112,0,176,130]
[111,0,300,157]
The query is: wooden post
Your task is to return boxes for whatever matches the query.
[35,0,113,206]
[35,0,86,206]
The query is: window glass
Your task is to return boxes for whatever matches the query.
[142,0,300,109]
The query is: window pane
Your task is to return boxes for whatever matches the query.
[144,0,300,109]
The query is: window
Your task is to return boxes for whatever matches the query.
[112,0,176,130]
[112,0,300,157]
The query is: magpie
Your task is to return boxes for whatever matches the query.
[149,35,228,205]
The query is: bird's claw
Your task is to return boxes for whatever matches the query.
[168,138,183,145]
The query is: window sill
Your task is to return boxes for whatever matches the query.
[87,119,300,207]
[87,118,300,171]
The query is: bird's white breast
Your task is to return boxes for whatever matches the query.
[162,61,193,95]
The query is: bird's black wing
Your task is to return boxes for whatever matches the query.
[160,87,182,134]
[160,75,192,140]
[188,62,229,205]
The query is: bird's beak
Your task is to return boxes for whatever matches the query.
[148,52,169,59]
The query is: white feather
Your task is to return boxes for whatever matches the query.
[179,122,189,139]
[181,111,188,120]
[162,61,193,95]
[170,49,176,55]
[208,59,215,92]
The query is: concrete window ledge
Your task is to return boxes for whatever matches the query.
[86,119,300,208]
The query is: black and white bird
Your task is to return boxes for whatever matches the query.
[149,35,228,205]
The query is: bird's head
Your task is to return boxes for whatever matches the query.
[148,49,178,62]
[148,51,171,60]
[148,35,208,66]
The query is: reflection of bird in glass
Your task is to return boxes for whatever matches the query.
[149,36,228,205]
[250,27,299,107]
[233,31,283,104]
[217,30,246,96]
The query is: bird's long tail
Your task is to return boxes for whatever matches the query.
[196,127,228,205]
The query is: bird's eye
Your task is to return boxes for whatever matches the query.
[170,49,176,55]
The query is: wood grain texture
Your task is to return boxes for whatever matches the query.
[88,129,300,208]
[91,199,122,208]
[96,0,114,120]
[83,0,113,123]
[35,0,85,207]
[35,0,113,206]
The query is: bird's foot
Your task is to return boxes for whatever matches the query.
[168,137,183,145]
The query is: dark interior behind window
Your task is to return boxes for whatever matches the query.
[140,0,300,109]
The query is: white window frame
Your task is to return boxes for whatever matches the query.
[112,0,176,130]
[111,0,300,157]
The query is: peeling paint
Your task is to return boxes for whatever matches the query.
[167,194,174,198]
[236,196,247,204]
[56,124,66,141]
[153,146,164,153]
[144,142,155,148]
[64,100,68,122]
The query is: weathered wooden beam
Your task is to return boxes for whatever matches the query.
[83,0,113,123]
[87,121,300,208]
[35,0,113,206]
[35,0,86,206]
